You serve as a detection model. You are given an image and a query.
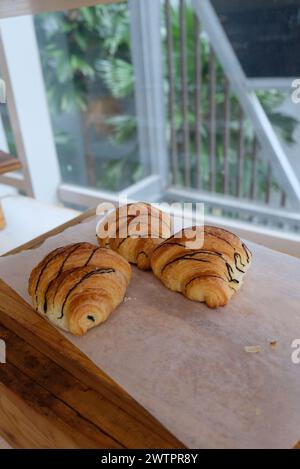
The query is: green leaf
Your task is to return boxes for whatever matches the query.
[105,114,136,144]
[97,58,133,98]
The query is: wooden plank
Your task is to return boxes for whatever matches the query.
[0,435,11,449]
[0,0,123,19]
[0,209,184,449]
[0,326,120,448]
[0,323,182,449]
[0,283,182,448]
[0,201,5,230]
[0,150,21,175]
[0,363,120,449]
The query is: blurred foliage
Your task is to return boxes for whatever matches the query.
[34,1,298,200]
[35,2,139,191]
[159,3,298,197]
[35,4,132,113]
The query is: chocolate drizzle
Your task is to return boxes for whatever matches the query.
[84,246,100,266]
[233,253,245,273]
[117,237,128,248]
[225,263,239,284]
[161,251,211,274]
[153,241,187,253]
[161,250,240,285]
[43,245,98,313]
[34,247,64,301]
[205,225,242,243]
[242,243,251,263]
[185,274,235,292]
[35,244,82,306]
[104,203,156,241]
[58,267,115,320]
[205,230,234,249]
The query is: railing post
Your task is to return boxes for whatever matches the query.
[129,0,168,193]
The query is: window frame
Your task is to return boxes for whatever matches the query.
[0,0,299,256]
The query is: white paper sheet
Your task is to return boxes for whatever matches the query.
[1,216,300,448]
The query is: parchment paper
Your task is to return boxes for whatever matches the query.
[1,216,300,449]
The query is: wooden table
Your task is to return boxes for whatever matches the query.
[1,208,300,449]
[0,150,22,230]
[0,209,184,449]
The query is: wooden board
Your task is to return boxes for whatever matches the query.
[0,201,5,230]
[1,208,300,448]
[0,151,21,231]
[0,209,184,449]
[0,151,21,175]
[0,0,124,19]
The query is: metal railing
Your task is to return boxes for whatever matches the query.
[163,0,288,211]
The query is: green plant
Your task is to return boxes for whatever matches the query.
[34,3,140,192]
[97,2,298,199]
[35,4,132,113]
[34,2,298,199]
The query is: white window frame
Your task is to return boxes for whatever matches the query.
[0,0,299,257]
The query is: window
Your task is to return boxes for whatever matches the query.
[34,3,142,192]
[0,0,299,252]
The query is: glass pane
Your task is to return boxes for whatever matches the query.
[34,2,141,192]
[2,0,299,237]
[211,0,300,78]
[161,0,300,233]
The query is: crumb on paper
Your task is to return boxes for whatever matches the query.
[255,408,261,416]
[124,296,136,303]
[244,345,261,354]
[269,340,277,349]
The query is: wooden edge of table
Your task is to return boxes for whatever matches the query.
[0,207,184,449]
[0,150,22,175]
[0,203,5,230]
[0,151,22,230]
[0,161,21,174]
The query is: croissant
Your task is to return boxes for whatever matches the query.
[151,226,252,308]
[96,202,172,270]
[28,242,131,335]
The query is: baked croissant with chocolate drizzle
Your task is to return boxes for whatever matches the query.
[151,226,252,308]
[28,242,131,335]
[96,202,172,270]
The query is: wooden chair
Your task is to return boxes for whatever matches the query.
[0,150,22,229]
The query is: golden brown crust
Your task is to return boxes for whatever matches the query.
[151,225,252,308]
[96,203,172,270]
[28,242,131,335]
